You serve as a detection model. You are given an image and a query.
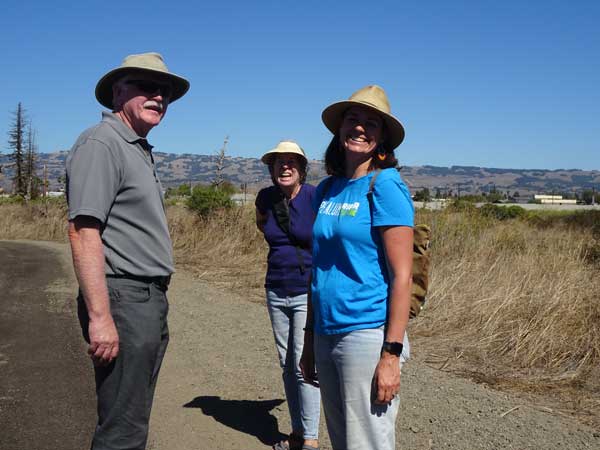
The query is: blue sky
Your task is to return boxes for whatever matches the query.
[1,0,598,170]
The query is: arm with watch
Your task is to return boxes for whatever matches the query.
[373,225,414,405]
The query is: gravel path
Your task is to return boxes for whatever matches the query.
[1,240,598,450]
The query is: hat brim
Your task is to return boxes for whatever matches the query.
[95,67,190,109]
[321,100,405,150]
[261,149,308,165]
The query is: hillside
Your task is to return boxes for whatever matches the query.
[1,151,598,196]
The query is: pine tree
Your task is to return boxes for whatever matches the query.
[8,103,27,196]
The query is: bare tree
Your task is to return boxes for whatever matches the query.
[7,102,27,196]
[212,135,229,188]
[24,122,40,199]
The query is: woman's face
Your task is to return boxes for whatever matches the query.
[339,106,384,157]
[272,153,303,189]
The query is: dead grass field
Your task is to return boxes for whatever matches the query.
[1,200,599,418]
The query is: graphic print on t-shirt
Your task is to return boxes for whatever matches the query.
[318,200,361,217]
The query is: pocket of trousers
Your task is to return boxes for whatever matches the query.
[115,284,152,303]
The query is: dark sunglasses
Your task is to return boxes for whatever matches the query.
[124,79,172,98]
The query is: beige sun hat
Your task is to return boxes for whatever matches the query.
[261,141,308,165]
[321,85,405,150]
[95,52,190,109]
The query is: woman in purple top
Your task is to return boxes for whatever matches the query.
[255,141,321,450]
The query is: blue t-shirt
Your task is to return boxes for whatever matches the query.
[256,183,315,296]
[311,168,414,335]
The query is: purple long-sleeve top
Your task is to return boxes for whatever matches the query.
[255,183,316,296]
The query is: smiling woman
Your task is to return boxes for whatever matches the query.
[300,85,413,450]
[254,141,321,450]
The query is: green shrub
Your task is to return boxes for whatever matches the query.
[563,210,600,235]
[0,195,26,205]
[186,185,234,217]
[166,183,192,198]
[446,199,478,213]
[218,181,238,196]
[526,210,600,235]
[479,203,526,220]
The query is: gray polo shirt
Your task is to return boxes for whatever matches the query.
[66,112,174,277]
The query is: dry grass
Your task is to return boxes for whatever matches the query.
[412,208,600,395]
[0,199,68,242]
[1,201,599,404]
[168,204,267,301]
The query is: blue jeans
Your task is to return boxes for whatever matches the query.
[314,327,409,450]
[266,289,321,440]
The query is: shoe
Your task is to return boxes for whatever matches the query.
[272,433,304,450]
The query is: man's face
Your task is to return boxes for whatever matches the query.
[112,72,172,137]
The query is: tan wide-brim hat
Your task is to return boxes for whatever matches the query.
[95,52,190,109]
[261,141,308,165]
[322,85,405,150]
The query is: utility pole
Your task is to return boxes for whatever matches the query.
[241,182,247,204]
[43,164,48,197]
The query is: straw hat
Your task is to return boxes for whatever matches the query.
[95,52,190,109]
[261,141,308,165]
[321,85,405,150]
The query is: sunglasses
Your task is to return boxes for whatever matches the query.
[124,79,172,98]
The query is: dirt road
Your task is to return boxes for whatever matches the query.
[1,241,598,449]
[0,240,95,450]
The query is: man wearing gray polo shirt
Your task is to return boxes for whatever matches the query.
[66,53,189,450]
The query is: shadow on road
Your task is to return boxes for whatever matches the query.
[184,395,287,446]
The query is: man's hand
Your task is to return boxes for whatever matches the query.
[69,216,119,366]
[372,352,401,404]
[88,314,119,366]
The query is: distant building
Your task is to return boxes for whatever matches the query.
[534,194,577,205]
[230,192,256,205]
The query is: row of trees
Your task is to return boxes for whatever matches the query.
[413,186,600,205]
[3,102,41,198]
[412,187,502,202]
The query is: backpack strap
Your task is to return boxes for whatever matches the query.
[365,169,389,281]
[270,187,306,274]
[270,187,290,234]
[367,169,382,201]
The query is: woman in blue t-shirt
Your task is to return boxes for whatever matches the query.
[300,86,414,450]
[255,141,321,450]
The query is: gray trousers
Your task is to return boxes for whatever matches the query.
[78,276,170,450]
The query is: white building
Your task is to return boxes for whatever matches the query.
[534,194,577,205]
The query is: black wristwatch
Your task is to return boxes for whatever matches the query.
[382,341,403,357]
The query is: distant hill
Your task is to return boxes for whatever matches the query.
[1,151,598,197]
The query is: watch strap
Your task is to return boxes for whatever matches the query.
[382,341,403,357]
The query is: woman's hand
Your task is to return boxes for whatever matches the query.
[300,333,319,387]
[372,352,400,404]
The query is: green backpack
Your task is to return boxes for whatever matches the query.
[321,170,431,318]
